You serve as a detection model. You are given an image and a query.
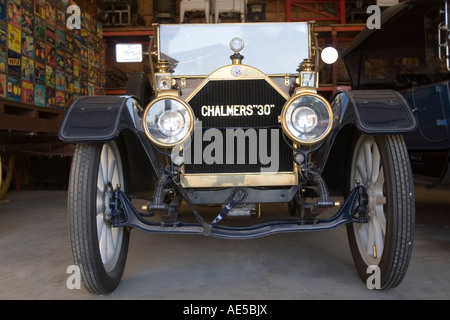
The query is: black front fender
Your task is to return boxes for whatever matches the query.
[332,90,417,134]
[59,95,166,190]
[59,95,142,142]
[314,90,417,196]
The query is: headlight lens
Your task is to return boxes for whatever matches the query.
[281,93,333,145]
[143,97,194,147]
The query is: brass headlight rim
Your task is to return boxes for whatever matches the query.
[143,95,194,148]
[281,92,333,146]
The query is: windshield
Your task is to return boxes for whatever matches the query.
[159,23,310,76]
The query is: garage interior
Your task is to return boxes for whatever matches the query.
[0,0,449,300]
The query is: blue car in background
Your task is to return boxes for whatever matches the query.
[342,0,450,189]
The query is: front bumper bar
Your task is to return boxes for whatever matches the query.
[110,186,367,240]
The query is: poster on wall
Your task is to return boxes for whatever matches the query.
[0,73,6,98]
[34,82,45,106]
[7,75,21,101]
[22,0,33,10]
[65,73,73,92]
[22,6,34,34]
[56,29,65,50]
[56,49,65,69]
[0,22,7,46]
[34,0,45,20]
[21,80,34,104]
[7,0,22,29]
[34,40,45,63]
[45,43,56,67]
[56,9,65,30]
[21,56,34,82]
[55,90,64,108]
[0,0,6,21]
[8,23,21,54]
[34,61,45,83]
[34,16,46,41]
[46,25,55,46]
[45,86,55,107]
[45,0,55,26]
[56,68,64,91]
[22,33,34,58]
[0,50,5,73]
[45,64,55,87]
[7,49,21,74]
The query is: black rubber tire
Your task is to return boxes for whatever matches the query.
[68,142,130,295]
[346,134,415,290]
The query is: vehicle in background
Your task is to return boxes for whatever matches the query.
[342,0,450,189]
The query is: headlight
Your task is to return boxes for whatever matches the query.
[143,96,194,148]
[281,92,333,145]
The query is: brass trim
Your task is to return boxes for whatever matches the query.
[172,74,297,79]
[155,89,179,98]
[180,171,298,188]
[280,90,334,145]
[185,65,290,103]
[143,93,195,148]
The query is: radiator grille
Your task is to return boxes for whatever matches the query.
[184,79,293,174]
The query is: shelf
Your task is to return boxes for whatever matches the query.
[286,0,347,24]
[0,99,65,134]
[102,27,154,37]
[106,89,127,95]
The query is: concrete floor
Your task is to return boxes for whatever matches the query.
[0,184,449,300]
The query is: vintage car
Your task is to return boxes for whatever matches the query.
[59,21,417,295]
[342,0,450,189]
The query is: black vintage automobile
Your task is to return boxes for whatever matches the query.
[342,0,450,189]
[59,21,417,294]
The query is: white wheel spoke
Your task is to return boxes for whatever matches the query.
[106,229,116,261]
[96,189,103,214]
[356,163,368,185]
[366,222,375,257]
[375,167,385,195]
[375,205,386,236]
[107,147,116,182]
[98,220,108,263]
[101,146,109,183]
[373,216,384,258]
[98,156,106,187]
[363,142,373,183]
[371,143,381,184]
[97,213,104,242]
